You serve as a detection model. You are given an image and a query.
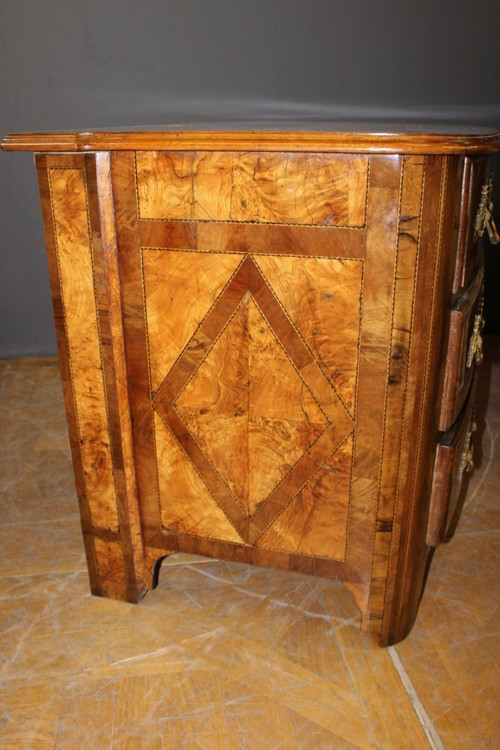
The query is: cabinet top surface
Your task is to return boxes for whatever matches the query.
[2,120,500,153]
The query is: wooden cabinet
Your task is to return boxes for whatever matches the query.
[2,124,499,645]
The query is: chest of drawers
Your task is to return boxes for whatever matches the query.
[2,124,499,645]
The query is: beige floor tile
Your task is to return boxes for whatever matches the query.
[0,571,91,602]
[318,586,431,749]
[0,519,86,577]
[394,533,500,748]
[0,679,60,750]
[55,672,361,750]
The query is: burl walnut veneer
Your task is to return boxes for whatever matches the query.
[3,124,499,645]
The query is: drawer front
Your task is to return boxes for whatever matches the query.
[439,262,484,432]
[427,379,478,547]
[453,156,489,294]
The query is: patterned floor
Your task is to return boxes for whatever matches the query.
[1,339,498,748]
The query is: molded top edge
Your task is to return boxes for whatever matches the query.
[2,121,500,154]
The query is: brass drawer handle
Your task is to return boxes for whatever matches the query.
[457,417,477,481]
[466,293,485,369]
[466,310,485,368]
[475,174,500,244]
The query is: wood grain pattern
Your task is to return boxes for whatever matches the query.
[136,151,368,226]
[367,155,425,632]
[139,219,367,259]
[257,433,354,559]
[47,167,119,532]
[154,412,245,545]
[255,255,363,416]
[143,249,244,390]
[379,155,463,645]
[344,154,403,630]
[92,537,128,600]
[85,152,148,600]
[111,151,164,546]
[176,292,328,517]
[230,152,368,227]
[35,155,102,594]
[35,153,151,601]
[151,252,355,549]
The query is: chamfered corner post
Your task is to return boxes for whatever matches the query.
[34,150,148,603]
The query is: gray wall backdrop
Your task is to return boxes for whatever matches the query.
[2,0,500,357]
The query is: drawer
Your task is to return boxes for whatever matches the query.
[427,379,478,547]
[453,156,489,294]
[439,262,484,432]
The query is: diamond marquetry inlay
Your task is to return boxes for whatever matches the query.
[176,292,328,516]
[152,255,355,545]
